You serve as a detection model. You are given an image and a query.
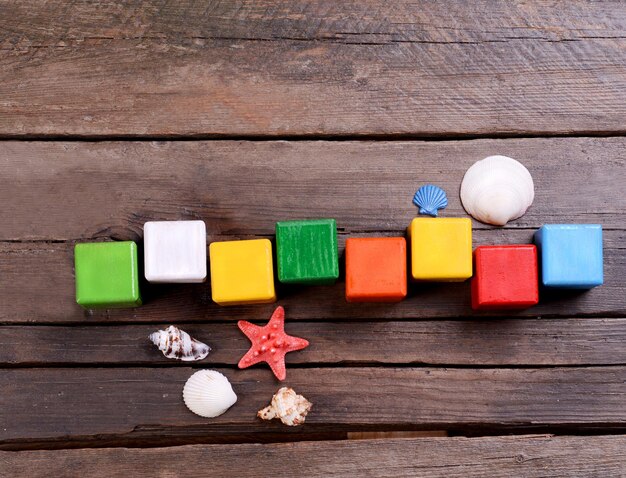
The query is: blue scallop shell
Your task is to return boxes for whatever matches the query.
[412,185,448,217]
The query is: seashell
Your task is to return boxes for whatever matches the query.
[183,370,237,418]
[149,325,210,361]
[412,184,448,217]
[258,387,312,426]
[460,155,534,226]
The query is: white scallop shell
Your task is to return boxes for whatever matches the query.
[460,155,534,226]
[182,370,237,418]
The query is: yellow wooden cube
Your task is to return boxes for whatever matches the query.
[407,217,472,281]
[209,239,277,306]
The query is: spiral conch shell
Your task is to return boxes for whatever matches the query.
[183,370,237,418]
[149,325,210,361]
[258,387,312,426]
[460,155,534,226]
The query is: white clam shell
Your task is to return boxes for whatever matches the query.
[460,155,534,226]
[182,370,237,418]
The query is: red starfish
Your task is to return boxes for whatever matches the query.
[237,306,309,380]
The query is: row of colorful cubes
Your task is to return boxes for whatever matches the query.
[74,218,603,310]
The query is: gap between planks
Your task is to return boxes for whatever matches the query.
[2,131,626,142]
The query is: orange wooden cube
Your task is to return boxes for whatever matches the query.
[345,237,407,302]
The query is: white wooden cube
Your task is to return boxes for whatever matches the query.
[144,220,207,283]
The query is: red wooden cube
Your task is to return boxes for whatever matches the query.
[345,237,407,302]
[471,245,539,310]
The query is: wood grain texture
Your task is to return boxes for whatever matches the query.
[1,1,624,464]
[2,319,625,366]
[1,229,623,323]
[1,367,624,446]
[1,138,624,240]
[2,435,625,477]
[1,1,625,136]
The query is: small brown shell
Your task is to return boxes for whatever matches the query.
[258,387,312,426]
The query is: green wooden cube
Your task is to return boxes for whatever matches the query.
[74,241,142,308]
[276,219,339,285]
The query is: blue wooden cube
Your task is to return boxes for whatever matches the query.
[534,224,603,289]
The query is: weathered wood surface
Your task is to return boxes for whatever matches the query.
[2,138,625,240]
[2,319,625,366]
[1,229,623,323]
[2,436,625,478]
[1,367,624,446]
[1,1,625,137]
[1,1,625,462]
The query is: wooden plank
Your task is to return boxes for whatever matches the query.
[1,1,625,136]
[1,367,624,446]
[1,229,623,323]
[2,319,625,366]
[2,139,623,322]
[5,0,625,45]
[1,138,624,240]
[2,435,625,477]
